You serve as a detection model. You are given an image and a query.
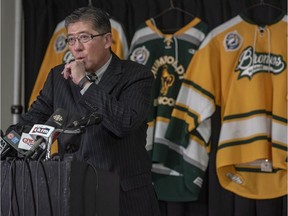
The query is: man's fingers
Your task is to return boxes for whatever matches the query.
[62,66,71,79]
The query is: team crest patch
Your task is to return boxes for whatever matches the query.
[235,46,286,79]
[54,34,67,53]
[130,46,149,65]
[160,65,175,96]
[224,31,242,51]
[63,51,74,64]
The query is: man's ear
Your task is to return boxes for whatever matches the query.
[104,33,113,49]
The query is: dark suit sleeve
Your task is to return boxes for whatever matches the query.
[10,56,153,140]
[11,65,64,131]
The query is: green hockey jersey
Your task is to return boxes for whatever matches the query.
[129,17,208,201]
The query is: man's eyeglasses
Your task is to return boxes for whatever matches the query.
[65,33,107,46]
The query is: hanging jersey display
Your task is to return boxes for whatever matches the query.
[29,17,129,107]
[129,18,208,201]
[166,14,287,199]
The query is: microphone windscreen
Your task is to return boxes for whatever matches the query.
[59,112,83,154]
[45,108,69,129]
[65,112,82,129]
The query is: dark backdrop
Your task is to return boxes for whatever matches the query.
[22,0,287,215]
[23,0,287,109]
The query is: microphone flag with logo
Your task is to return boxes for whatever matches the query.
[25,108,68,159]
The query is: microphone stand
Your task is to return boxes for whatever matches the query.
[45,128,84,160]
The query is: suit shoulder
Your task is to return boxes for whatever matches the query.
[121,59,150,72]
[118,59,153,82]
[46,63,65,78]
[52,63,65,72]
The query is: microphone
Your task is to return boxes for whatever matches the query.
[18,132,38,151]
[60,113,85,154]
[1,130,26,158]
[16,132,47,160]
[58,112,101,154]
[1,125,33,159]
[0,136,11,158]
[25,108,68,159]
[18,132,46,151]
[0,130,12,158]
[68,112,102,128]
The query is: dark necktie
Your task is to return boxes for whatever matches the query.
[86,73,98,82]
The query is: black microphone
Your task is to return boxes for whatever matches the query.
[1,130,26,159]
[25,108,68,159]
[68,112,102,128]
[60,113,85,154]
[0,130,12,158]
[0,136,11,158]
[59,112,102,154]
[0,125,33,159]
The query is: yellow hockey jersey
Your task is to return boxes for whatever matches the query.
[29,17,129,107]
[166,14,287,199]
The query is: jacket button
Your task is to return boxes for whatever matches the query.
[83,153,89,161]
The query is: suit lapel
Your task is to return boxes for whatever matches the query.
[98,53,122,93]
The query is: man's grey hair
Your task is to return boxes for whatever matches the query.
[65,7,111,34]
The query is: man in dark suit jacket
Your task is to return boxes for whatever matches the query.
[9,6,160,216]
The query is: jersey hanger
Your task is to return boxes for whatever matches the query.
[243,0,285,14]
[153,0,195,20]
[242,0,285,25]
[152,0,195,34]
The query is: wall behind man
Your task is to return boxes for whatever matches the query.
[0,0,25,132]
[0,1,287,215]
[0,0,287,135]
[22,0,287,114]
[1,0,287,131]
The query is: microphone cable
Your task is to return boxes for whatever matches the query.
[21,157,36,216]
[21,158,27,216]
[35,150,54,216]
[1,159,9,190]
[8,157,18,216]
[56,154,62,216]
[0,162,8,216]
[87,162,99,216]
